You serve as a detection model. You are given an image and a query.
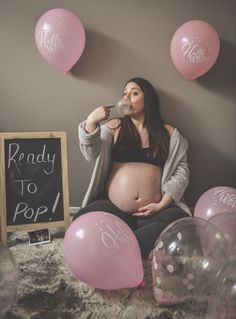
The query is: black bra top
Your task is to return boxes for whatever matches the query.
[111,146,165,167]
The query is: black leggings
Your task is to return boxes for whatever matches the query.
[73,199,189,259]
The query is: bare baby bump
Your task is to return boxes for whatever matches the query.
[106,162,162,214]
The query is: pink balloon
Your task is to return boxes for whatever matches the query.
[194,186,236,220]
[64,211,144,290]
[170,20,220,80]
[209,212,236,261]
[35,8,85,72]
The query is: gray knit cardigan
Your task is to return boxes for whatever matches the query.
[78,120,192,216]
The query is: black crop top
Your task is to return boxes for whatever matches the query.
[111,146,165,167]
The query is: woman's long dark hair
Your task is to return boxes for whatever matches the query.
[113,77,170,161]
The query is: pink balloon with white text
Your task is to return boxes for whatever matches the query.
[170,20,220,80]
[64,211,144,290]
[35,8,85,72]
[194,186,236,221]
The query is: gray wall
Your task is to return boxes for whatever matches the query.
[0,0,235,208]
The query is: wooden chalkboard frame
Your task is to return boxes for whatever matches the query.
[0,131,70,245]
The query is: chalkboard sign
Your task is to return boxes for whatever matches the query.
[0,132,70,244]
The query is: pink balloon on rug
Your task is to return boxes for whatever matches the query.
[64,211,144,290]
[194,186,236,221]
[35,8,85,72]
[170,20,220,80]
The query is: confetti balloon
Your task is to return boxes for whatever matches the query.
[206,261,236,319]
[116,98,131,116]
[0,244,19,318]
[152,217,227,306]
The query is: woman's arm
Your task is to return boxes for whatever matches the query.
[162,130,189,203]
[78,105,115,161]
[85,105,114,133]
[78,121,102,161]
[162,160,190,202]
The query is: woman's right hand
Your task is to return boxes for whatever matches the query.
[86,105,114,133]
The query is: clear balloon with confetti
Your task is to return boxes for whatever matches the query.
[152,217,228,306]
[206,260,236,319]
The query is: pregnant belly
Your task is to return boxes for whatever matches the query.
[106,162,162,214]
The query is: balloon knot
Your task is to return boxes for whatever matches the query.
[138,279,145,288]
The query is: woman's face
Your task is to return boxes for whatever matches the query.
[123,82,144,115]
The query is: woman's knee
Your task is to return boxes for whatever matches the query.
[72,199,136,230]
[72,199,108,221]
[154,206,189,224]
[72,207,87,221]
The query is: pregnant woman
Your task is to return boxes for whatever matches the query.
[73,77,191,259]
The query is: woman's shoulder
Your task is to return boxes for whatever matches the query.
[164,123,175,137]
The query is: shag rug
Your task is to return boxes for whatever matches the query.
[5,227,207,319]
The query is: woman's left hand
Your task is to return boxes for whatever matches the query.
[133,203,162,217]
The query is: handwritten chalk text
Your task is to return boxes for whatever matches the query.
[8,143,56,175]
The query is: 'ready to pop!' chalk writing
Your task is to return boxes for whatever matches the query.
[7,142,60,224]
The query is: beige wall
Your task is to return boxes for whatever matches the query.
[0,0,235,207]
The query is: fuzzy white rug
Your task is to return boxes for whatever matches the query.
[5,229,206,319]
